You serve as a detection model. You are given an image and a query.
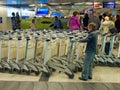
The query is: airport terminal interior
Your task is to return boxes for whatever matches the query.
[0,0,120,90]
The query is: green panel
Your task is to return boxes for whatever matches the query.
[20,18,32,29]
[20,18,68,29]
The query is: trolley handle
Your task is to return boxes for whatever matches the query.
[101,33,109,36]
[26,36,30,41]
[17,35,22,40]
[9,36,13,40]
[46,38,51,42]
[52,37,56,40]
[69,35,74,39]
[36,32,40,35]
[35,36,40,41]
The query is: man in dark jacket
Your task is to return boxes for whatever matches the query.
[53,16,63,29]
[83,13,89,30]
[11,12,16,30]
[89,12,100,30]
[115,15,120,32]
[79,22,98,81]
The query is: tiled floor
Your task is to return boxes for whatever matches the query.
[0,72,41,81]
[49,66,120,82]
[0,66,120,82]
[0,82,119,90]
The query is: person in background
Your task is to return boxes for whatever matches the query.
[83,13,89,30]
[30,19,35,30]
[115,15,120,33]
[53,16,63,29]
[15,12,21,29]
[89,12,100,30]
[11,12,16,30]
[69,11,80,30]
[99,16,112,34]
[79,22,98,81]
[99,15,103,22]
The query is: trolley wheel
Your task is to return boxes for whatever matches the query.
[4,67,7,70]
[8,69,13,73]
[78,67,82,72]
[26,70,31,75]
[0,68,3,72]
[65,72,74,79]
[48,67,55,72]
[65,67,74,79]
[17,69,21,74]
[116,62,120,66]
[73,67,78,73]
[35,71,40,76]
[68,74,74,79]
[43,66,52,77]
[43,72,51,77]
[22,69,25,72]
[52,68,56,72]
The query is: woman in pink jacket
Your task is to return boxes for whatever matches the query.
[69,11,80,30]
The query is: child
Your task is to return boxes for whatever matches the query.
[30,19,35,30]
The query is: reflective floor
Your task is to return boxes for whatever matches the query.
[0,66,120,90]
[0,66,120,83]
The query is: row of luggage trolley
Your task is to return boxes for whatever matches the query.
[0,29,119,79]
[95,33,120,66]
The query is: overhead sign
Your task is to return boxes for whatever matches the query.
[94,2,103,9]
[37,0,48,3]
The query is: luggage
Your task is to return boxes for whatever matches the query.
[109,24,118,34]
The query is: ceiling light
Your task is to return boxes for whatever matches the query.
[85,2,93,5]
[74,3,84,5]
[48,3,59,5]
[116,1,120,4]
[29,4,35,6]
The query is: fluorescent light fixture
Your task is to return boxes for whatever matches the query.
[61,2,72,5]
[116,1,120,4]
[85,2,93,5]
[74,3,84,5]
[29,4,35,6]
[48,3,59,5]
[40,3,43,7]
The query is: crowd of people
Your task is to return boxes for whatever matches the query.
[11,11,120,34]
[53,11,120,34]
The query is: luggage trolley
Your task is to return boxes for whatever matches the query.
[51,31,88,73]
[22,35,40,75]
[102,34,117,66]
[113,35,120,66]
[28,34,52,77]
[94,33,108,65]
[7,35,21,73]
[50,32,78,72]
[0,37,4,72]
[1,35,13,73]
[45,37,74,79]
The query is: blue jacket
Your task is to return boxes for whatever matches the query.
[80,30,98,53]
[54,19,63,29]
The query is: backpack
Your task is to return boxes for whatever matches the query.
[108,23,118,34]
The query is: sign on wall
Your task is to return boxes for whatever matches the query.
[37,0,48,3]
[6,0,20,4]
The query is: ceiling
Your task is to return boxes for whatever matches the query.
[0,0,119,4]
[0,0,120,16]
